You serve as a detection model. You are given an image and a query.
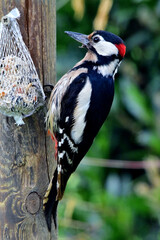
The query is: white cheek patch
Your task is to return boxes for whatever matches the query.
[71,78,92,144]
[95,41,118,57]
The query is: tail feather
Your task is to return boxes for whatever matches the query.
[44,169,58,231]
[43,163,72,230]
[45,200,58,231]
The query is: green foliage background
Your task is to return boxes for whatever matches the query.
[56,0,160,239]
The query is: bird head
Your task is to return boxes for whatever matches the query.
[65,30,126,61]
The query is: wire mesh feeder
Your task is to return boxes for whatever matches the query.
[0,8,45,125]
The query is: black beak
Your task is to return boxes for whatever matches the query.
[65,31,90,47]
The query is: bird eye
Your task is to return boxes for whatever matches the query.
[93,36,100,43]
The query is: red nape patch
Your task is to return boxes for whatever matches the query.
[115,43,126,58]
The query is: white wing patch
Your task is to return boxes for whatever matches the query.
[71,78,92,144]
[47,67,88,132]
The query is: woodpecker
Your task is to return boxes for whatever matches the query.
[44,30,126,230]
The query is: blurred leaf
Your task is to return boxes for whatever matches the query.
[120,78,153,125]
[137,6,159,31]
[126,31,151,50]
[137,131,160,154]
[57,0,70,11]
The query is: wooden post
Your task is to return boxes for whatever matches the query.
[0,1,57,239]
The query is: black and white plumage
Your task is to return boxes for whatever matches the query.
[44,30,126,230]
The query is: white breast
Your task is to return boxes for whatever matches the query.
[93,59,119,78]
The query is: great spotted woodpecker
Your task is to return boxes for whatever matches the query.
[44,30,126,230]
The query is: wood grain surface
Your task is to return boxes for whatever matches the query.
[0,1,57,239]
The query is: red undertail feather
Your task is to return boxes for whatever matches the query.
[48,129,58,159]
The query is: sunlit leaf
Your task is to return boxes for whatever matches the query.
[93,0,113,30]
[71,0,85,21]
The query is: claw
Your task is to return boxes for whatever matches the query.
[44,85,54,99]
[44,84,54,93]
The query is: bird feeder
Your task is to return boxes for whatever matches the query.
[0,8,45,125]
